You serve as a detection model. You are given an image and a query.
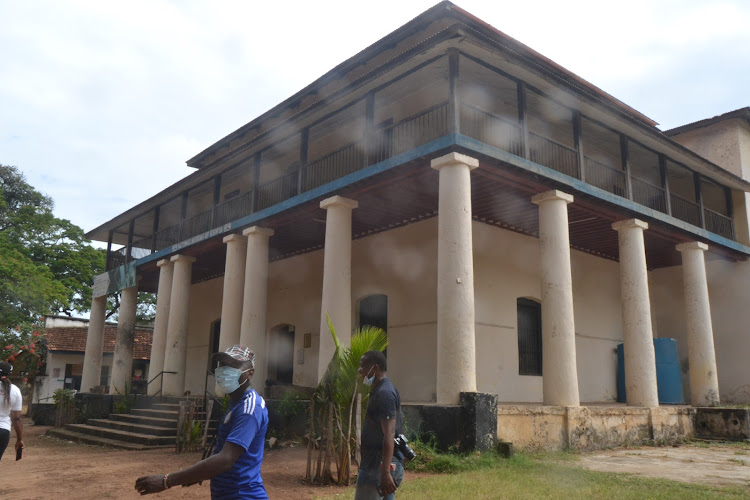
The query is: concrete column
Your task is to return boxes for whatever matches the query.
[240,227,274,389]
[110,285,137,395]
[80,295,107,393]
[220,234,248,352]
[532,190,580,407]
[613,219,659,407]
[162,254,196,397]
[317,196,358,382]
[676,241,720,406]
[431,152,478,404]
[147,259,174,396]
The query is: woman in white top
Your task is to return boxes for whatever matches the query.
[0,361,24,461]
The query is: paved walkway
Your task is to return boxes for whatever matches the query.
[578,444,750,487]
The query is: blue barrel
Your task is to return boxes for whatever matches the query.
[616,338,685,404]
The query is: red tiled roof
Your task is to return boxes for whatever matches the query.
[45,326,153,360]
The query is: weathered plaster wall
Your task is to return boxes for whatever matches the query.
[650,259,750,404]
[184,278,223,395]
[497,405,694,451]
[181,215,624,403]
[670,120,743,179]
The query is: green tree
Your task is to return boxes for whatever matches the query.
[0,164,106,331]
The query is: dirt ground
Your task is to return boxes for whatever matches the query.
[578,444,750,487]
[1,419,347,500]
[4,419,750,499]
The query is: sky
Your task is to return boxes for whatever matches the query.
[1,0,749,239]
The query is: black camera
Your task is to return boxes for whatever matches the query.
[394,433,416,461]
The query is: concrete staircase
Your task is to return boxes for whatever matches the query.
[47,398,216,451]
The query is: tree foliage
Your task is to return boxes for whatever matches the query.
[0,164,106,331]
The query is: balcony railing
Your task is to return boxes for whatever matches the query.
[110,99,738,267]
[460,104,523,157]
[583,157,626,197]
[705,208,734,240]
[670,194,701,227]
[214,192,253,227]
[631,176,667,214]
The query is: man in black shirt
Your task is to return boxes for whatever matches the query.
[355,350,404,500]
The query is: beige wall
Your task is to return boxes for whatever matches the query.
[180,217,626,403]
[185,278,223,395]
[670,120,744,179]
[650,258,750,404]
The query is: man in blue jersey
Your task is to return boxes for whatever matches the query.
[135,345,269,499]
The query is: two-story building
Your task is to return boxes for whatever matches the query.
[80,2,750,448]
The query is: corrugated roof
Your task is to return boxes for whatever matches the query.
[45,326,153,360]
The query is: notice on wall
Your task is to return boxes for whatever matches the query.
[297,349,304,364]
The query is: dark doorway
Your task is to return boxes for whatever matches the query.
[359,294,388,356]
[269,326,295,385]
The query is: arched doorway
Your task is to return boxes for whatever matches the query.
[268,325,295,385]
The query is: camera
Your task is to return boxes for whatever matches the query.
[394,433,416,461]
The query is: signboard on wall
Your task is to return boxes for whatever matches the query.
[92,261,137,298]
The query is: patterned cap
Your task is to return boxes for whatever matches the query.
[214,345,254,363]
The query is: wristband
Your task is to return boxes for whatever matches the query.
[164,473,170,489]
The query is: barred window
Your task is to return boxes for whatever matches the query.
[517,298,542,376]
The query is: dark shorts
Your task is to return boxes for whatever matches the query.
[0,428,10,461]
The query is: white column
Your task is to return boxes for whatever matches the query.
[676,241,720,406]
[147,259,173,396]
[162,254,196,397]
[613,219,659,407]
[317,196,358,382]
[80,295,107,393]
[532,190,580,407]
[431,152,478,404]
[110,285,137,395]
[220,234,248,352]
[240,227,274,389]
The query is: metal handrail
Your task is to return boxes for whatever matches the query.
[147,370,177,396]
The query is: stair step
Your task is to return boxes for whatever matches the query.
[63,424,175,446]
[46,428,171,451]
[87,419,177,436]
[131,408,179,419]
[110,414,178,428]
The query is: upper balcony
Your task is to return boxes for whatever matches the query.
[100,48,742,274]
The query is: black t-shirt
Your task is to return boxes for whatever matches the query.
[360,377,403,470]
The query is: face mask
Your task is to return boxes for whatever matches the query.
[363,366,375,386]
[215,365,251,394]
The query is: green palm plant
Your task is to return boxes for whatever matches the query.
[308,313,387,485]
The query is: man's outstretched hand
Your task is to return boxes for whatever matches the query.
[135,475,167,495]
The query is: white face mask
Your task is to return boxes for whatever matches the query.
[362,366,375,386]
[215,365,251,394]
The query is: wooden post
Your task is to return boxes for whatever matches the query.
[176,401,187,453]
[355,393,361,467]
[305,399,315,481]
[323,402,334,484]
[202,399,213,449]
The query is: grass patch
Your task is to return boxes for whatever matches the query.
[322,451,749,500]
[692,440,750,450]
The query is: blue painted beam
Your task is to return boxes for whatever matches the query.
[131,131,750,276]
